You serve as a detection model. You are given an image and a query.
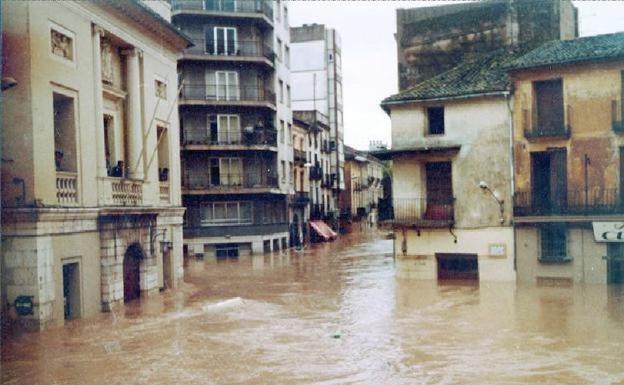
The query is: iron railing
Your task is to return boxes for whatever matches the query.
[514,188,622,216]
[389,197,455,225]
[184,173,278,190]
[524,125,571,139]
[294,149,307,164]
[172,0,274,19]
[292,192,310,206]
[180,84,276,104]
[185,38,274,61]
[309,166,323,180]
[183,128,277,146]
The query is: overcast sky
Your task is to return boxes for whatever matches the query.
[288,1,624,151]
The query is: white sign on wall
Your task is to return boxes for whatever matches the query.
[592,222,624,242]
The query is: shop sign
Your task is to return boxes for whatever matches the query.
[592,222,624,242]
[14,296,34,316]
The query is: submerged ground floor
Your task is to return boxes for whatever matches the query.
[2,227,623,384]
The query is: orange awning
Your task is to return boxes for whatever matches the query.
[310,220,337,241]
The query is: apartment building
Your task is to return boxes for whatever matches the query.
[342,146,384,225]
[509,32,624,285]
[291,24,345,225]
[290,112,311,246]
[1,0,190,329]
[171,0,293,258]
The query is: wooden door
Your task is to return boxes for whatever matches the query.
[123,245,142,302]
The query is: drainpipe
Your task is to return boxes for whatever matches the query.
[505,91,517,274]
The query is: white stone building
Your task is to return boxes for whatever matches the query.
[1,0,190,329]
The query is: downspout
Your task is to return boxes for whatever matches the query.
[505,90,517,274]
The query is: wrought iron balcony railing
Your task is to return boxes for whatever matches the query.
[184,38,275,61]
[514,188,622,216]
[172,0,274,20]
[386,197,455,226]
[524,125,571,139]
[184,173,278,191]
[183,128,277,147]
[180,84,276,104]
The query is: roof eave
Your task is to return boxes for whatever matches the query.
[380,89,510,111]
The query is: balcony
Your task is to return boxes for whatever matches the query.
[321,175,332,188]
[321,140,330,154]
[180,84,276,109]
[310,166,323,181]
[183,38,274,66]
[56,172,78,206]
[389,197,455,227]
[291,192,310,207]
[294,149,307,165]
[182,128,277,151]
[514,188,622,217]
[183,173,279,195]
[524,125,571,140]
[172,0,273,25]
[98,177,143,206]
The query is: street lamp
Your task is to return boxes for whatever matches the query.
[479,181,505,224]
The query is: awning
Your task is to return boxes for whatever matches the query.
[310,220,337,241]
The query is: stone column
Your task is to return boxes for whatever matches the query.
[92,25,108,178]
[124,48,144,180]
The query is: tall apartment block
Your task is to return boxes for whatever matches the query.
[171,0,293,258]
[291,24,345,223]
[1,0,189,329]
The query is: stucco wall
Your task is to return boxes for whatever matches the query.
[512,61,624,195]
[390,97,513,228]
[516,226,607,284]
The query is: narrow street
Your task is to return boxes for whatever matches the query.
[2,229,623,385]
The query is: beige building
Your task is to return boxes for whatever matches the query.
[291,111,312,245]
[509,32,624,285]
[380,52,517,282]
[1,0,190,329]
[342,146,384,225]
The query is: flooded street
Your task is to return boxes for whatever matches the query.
[2,229,624,385]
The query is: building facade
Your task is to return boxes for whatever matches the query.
[171,0,293,258]
[509,32,624,285]
[380,52,517,282]
[396,0,577,90]
[291,112,311,246]
[1,0,189,329]
[342,146,384,226]
[291,24,345,223]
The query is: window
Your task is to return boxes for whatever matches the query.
[534,79,564,132]
[287,123,292,144]
[276,38,282,61]
[286,85,291,107]
[156,126,169,181]
[279,120,285,143]
[155,79,167,99]
[53,92,77,173]
[427,107,444,135]
[285,45,290,68]
[289,161,294,183]
[210,71,239,100]
[276,0,281,21]
[278,79,284,103]
[539,224,569,262]
[215,244,239,259]
[216,114,241,144]
[281,160,286,182]
[200,202,252,225]
[284,6,289,26]
[216,158,242,186]
[206,27,237,55]
[50,26,74,62]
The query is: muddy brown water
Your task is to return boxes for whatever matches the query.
[2,229,624,384]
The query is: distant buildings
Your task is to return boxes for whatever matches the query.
[291,24,345,223]
[342,146,384,226]
[1,0,190,329]
[171,0,293,258]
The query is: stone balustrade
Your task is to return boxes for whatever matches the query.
[56,172,78,205]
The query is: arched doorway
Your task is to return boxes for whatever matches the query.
[123,243,143,302]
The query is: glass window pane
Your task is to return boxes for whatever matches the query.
[214,203,226,220]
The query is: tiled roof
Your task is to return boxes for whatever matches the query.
[381,49,518,107]
[508,32,624,70]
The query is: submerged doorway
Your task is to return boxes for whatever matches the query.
[124,243,143,302]
[63,262,81,320]
[436,253,479,280]
[607,244,624,284]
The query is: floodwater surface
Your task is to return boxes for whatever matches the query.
[2,229,624,384]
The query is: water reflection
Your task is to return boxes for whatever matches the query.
[2,228,624,384]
